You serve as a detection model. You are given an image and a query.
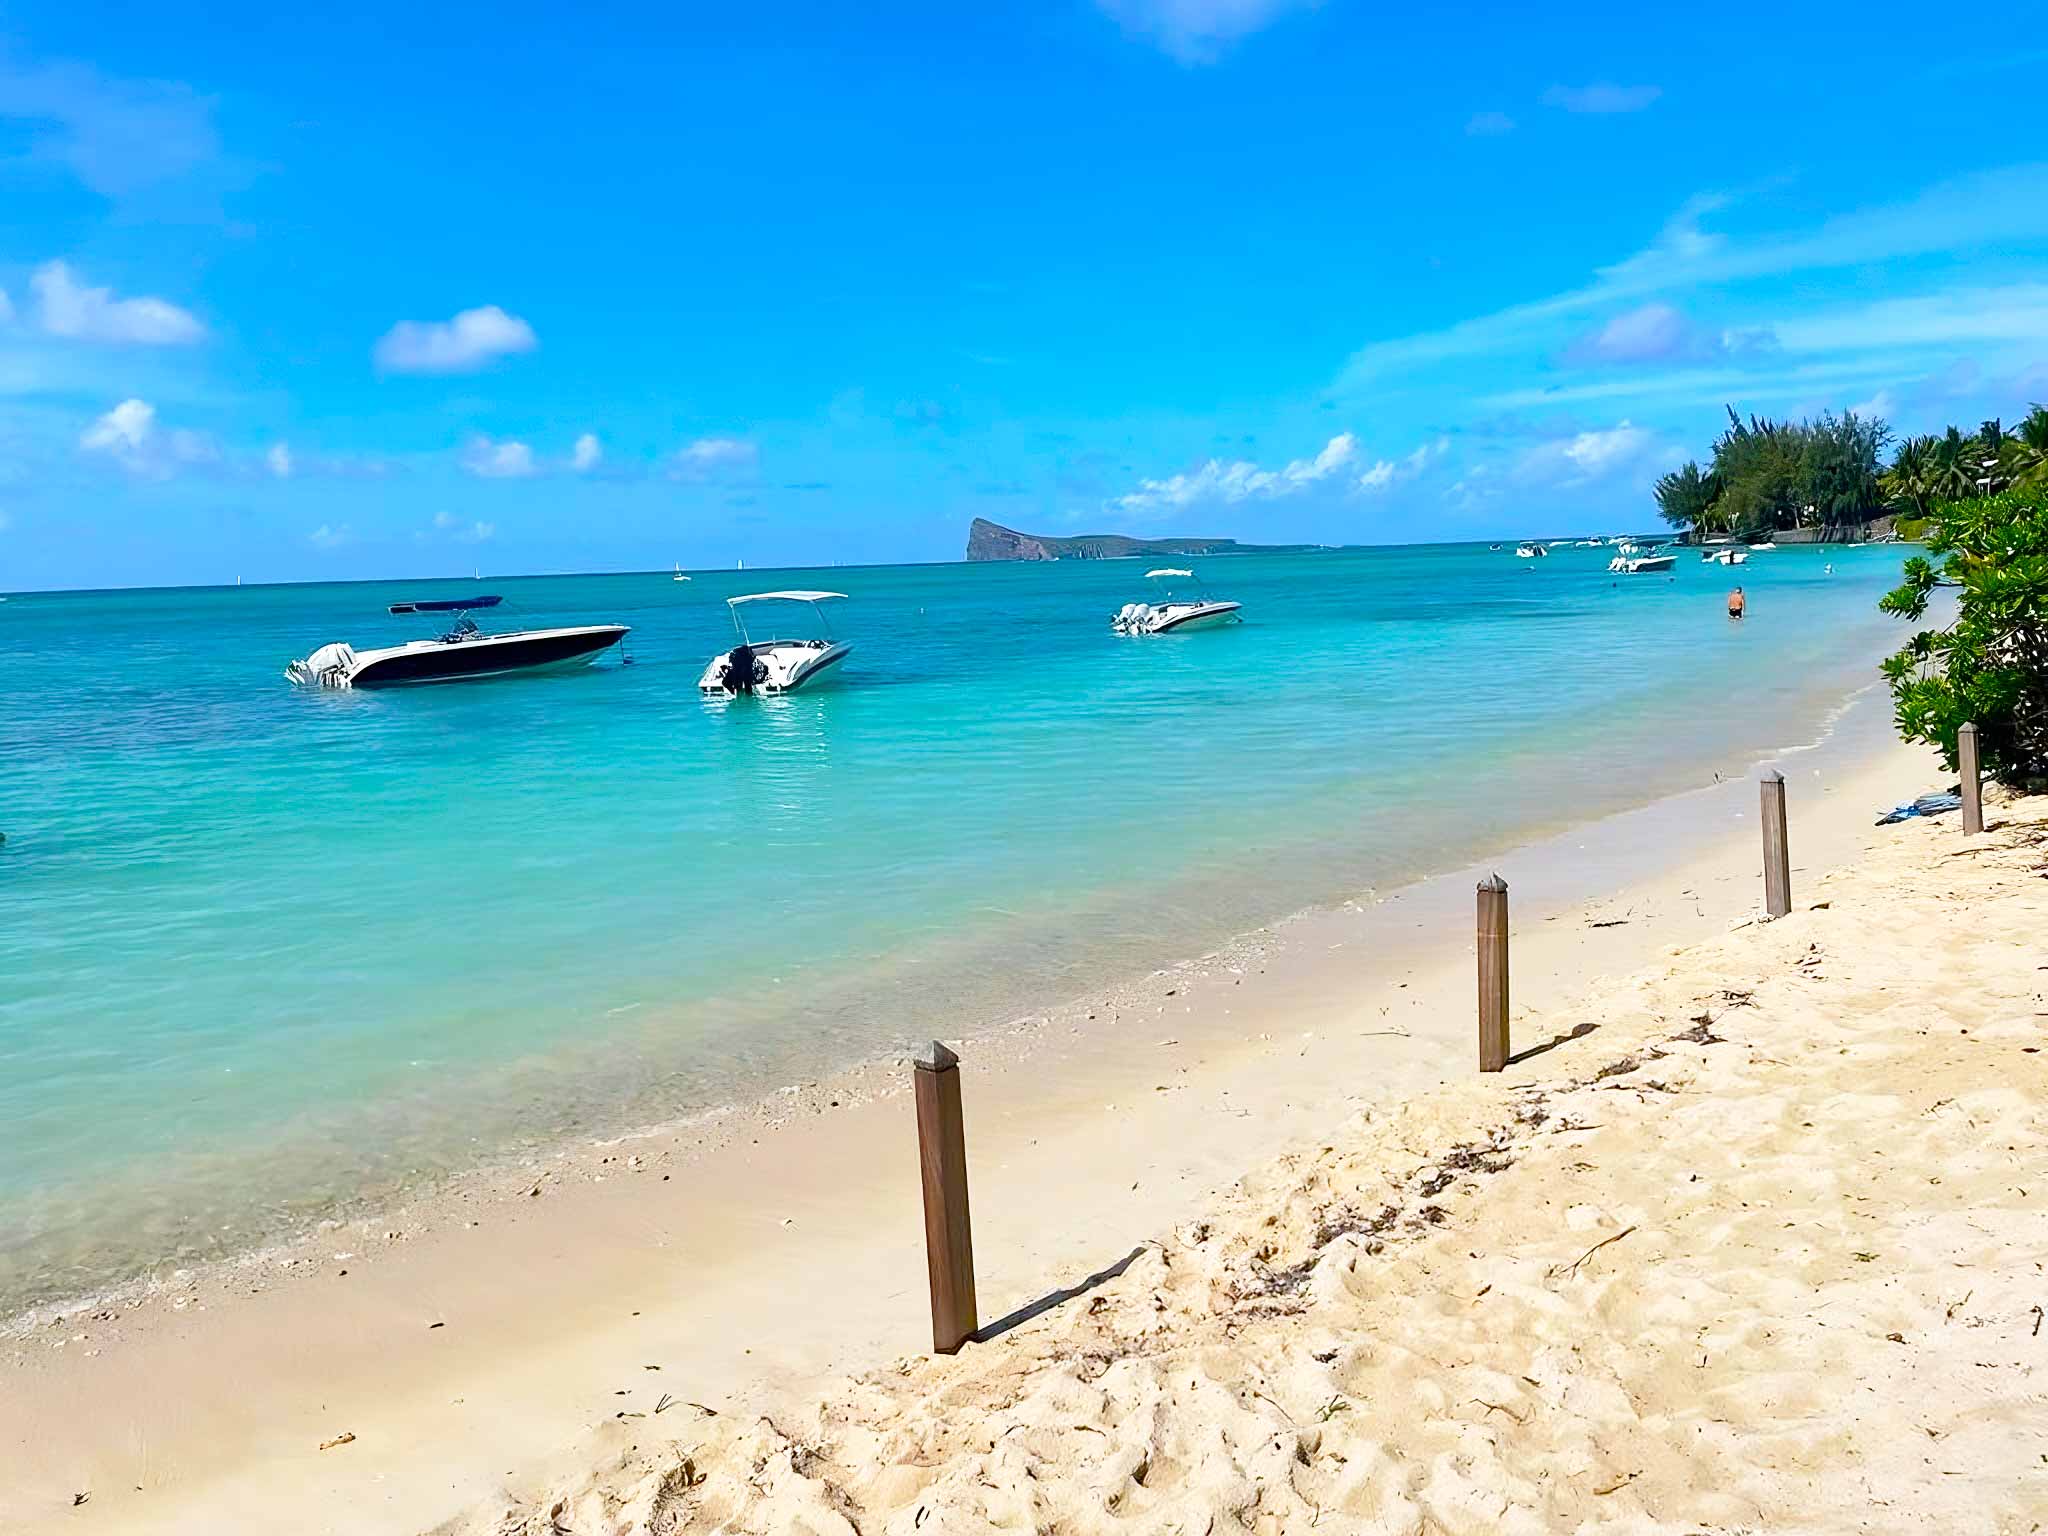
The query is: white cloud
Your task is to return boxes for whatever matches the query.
[0,287,12,325]
[572,432,601,471]
[1516,420,1674,487]
[1114,432,1360,515]
[0,55,219,197]
[1848,388,1897,421]
[266,441,292,479]
[432,510,495,543]
[1543,82,1662,114]
[674,436,758,475]
[31,260,203,344]
[1094,0,1313,62]
[82,397,218,477]
[461,434,537,478]
[1334,164,2048,397]
[374,305,536,375]
[1563,421,1651,475]
[1465,111,1516,137]
[1356,437,1449,494]
[308,523,353,550]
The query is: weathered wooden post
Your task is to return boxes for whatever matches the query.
[912,1041,977,1353]
[1760,770,1791,918]
[1958,722,1984,834]
[1477,874,1509,1073]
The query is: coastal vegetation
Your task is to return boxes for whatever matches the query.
[1656,403,2048,540]
[1881,481,2048,787]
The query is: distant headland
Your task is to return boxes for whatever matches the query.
[966,517,1320,562]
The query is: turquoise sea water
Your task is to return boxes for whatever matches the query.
[0,542,1907,1311]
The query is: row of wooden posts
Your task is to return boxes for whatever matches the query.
[910,724,1989,1354]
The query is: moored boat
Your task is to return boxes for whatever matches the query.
[285,597,628,688]
[698,591,852,696]
[1111,569,1243,634]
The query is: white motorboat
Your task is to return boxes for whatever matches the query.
[1608,552,1678,574]
[1515,543,1547,559]
[1746,541,1776,551]
[1707,548,1748,566]
[1111,569,1243,634]
[285,597,628,689]
[698,591,851,696]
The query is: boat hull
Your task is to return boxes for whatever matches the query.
[1147,601,1243,632]
[347,625,628,688]
[699,641,851,696]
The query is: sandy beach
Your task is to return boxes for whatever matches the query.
[8,701,2043,1531]
[438,776,2047,1535]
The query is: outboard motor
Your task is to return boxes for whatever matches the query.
[725,642,760,695]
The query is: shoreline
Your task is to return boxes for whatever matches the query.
[2,669,1888,1340]
[1,681,1950,1532]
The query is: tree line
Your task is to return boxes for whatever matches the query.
[1654,404,2048,537]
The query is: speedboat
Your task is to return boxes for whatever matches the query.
[1515,543,1547,559]
[698,591,851,696]
[1111,569,1242,634]
[285,597,628,688]
[1608,552,1678,574]
[1707,548,1748,566]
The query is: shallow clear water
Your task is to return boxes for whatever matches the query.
[0,543,1906,1309]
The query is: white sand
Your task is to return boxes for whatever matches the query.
[443,787,2048,1535]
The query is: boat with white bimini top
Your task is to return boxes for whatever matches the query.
[1702,547,1748,566]
[698,591,851,696]
[1608,551,1678,574]
[1111,569,1243,634]
[285,597,629,689]
[1515,542,1547,559]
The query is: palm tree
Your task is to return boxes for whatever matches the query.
[2012,404,2048,488]
[1882,434,1936,519]
[1927,427,1977,504]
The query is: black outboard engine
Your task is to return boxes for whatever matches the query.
[726,642,758,695]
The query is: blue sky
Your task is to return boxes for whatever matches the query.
[3,2,2046,589]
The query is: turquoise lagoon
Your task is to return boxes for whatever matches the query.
[0,541,1907,1310]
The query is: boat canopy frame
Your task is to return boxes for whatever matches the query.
[727,591,846,646]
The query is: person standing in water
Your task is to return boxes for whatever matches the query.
[1727,586,1746,619]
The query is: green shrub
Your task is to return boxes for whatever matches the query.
[1880,485,2048,787]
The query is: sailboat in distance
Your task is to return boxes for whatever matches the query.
[673,562,691,582]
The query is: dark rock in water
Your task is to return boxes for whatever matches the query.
[965,516,1323,562]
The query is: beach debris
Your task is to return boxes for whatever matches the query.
[72,1492,88,1507]
[1593,1471,1640,1496]
[318,1431,355,1451]
[1556,1225,1638,1280]
[2032,1305,2043,1338]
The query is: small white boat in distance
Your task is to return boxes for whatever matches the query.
[1609,552,1678,574]
[698,591,850,696]
[1515,543,1547,559]
[286,597,628,688]
[1707,548,1748,566]
[673,563,691,582]
[1111,569,1242,634]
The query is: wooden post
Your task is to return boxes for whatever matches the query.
[1760,771,1791,918]
[1958,722,1984,834]
[1476,874,1509,1073]
[912,1041,977,1353]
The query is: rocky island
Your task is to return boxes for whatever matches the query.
[966,517,1320,561]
